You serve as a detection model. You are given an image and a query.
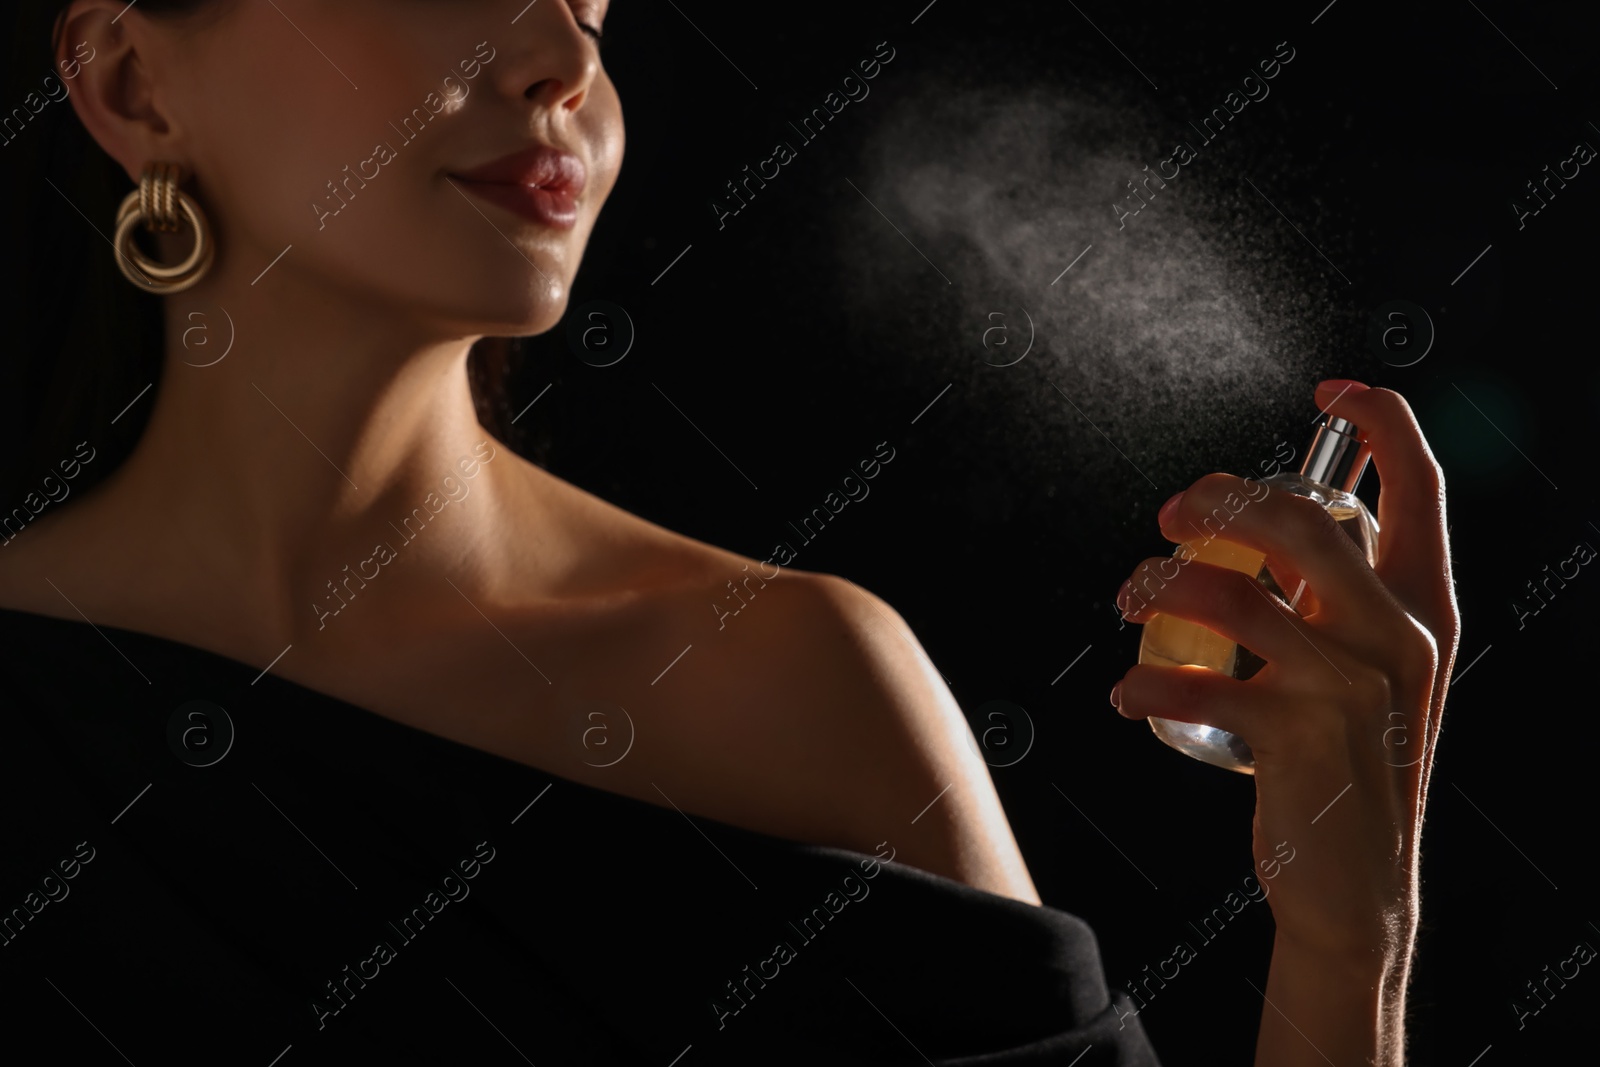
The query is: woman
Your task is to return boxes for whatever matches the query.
[0,1,1458,1063]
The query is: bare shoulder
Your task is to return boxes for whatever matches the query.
[627,530,954,743]
[601,515,973,802]
[725,569,954,743]
[623,552,1037,900]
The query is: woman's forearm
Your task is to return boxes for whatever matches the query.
[1253,934,1412,1066]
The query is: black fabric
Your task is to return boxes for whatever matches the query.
[0,606,1161,1065]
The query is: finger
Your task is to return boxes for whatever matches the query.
[1118,557,1325,669]
[1312,381,1453,624]
[1159,472,1394,631]
[1266,559,1323,616]
[1314,381,1457,808]
[1111,663,1279,745]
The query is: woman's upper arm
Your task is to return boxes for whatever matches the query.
[774,572,1042,903]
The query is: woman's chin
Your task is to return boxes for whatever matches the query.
[449,293,571,338]
[505,305,569,338]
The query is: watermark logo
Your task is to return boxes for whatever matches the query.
[1511,538,1595,631]
[979,308,1034,367]
[1379,711,1423,769]
[566,300,635,367]
[1510,134,1595,231]
[311,840,496,1030]
[1116,840,1296,1029]
[710,41,897,231]
[710,840,895,1030]
[313,440,497,630]
[0,40,97,151]
[166,700,235,767]
[574,701,635,768]
[963,699,1035,767]
[313,43,498,231]
[1367,300,1434,368]
[0,440,97,548]
[0,841,96,949]
[1511,933,1595,1031]
[180,306,236,367]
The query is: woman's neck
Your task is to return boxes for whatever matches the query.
[47,275,540,653]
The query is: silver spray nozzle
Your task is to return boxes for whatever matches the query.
[1301,414,1371,494]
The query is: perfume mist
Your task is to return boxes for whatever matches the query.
[1137,415,1379,773]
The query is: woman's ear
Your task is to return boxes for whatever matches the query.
[57,0,186,183]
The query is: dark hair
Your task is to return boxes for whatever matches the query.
[0,1,521,512]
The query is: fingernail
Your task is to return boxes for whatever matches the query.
[1316,379,1370,398]
[1158,491,1183,527]
[1109,681,1122,710]
[1115,580,1133,613]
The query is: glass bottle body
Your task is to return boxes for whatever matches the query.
[1136,472,1379,773]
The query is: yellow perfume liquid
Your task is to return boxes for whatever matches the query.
[1137,537,1269,773]
[1136,417,1379,773]
[1138,538,1267,674]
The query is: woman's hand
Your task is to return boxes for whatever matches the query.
[1110,381,1460,1061]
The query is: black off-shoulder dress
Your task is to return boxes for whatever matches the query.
[0,607,1161,1065]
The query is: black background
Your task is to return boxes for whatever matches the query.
[503,1,1598,1062]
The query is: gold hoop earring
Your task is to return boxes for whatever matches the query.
[113,163,215,294]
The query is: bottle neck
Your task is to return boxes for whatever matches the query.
[1301,416,1371,494]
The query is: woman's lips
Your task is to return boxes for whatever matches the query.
[450,143,586,230]
[453,180,580,229]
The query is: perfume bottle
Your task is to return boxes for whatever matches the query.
[1137,415,1380,773]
